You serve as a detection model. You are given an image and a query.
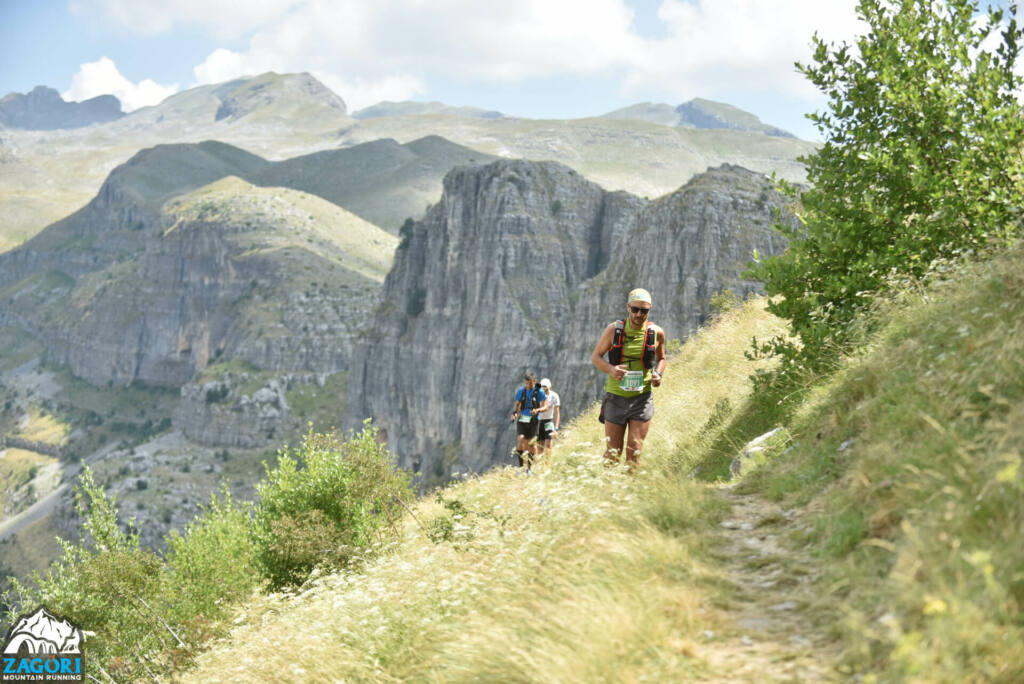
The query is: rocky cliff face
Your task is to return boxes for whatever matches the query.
[348,160,791,481]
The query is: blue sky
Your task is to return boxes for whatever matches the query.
[1,1,1014,141]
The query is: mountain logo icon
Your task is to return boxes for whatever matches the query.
[2,607,85,683]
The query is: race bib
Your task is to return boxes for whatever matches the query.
[518,414,533,423]
[618,370,645,392]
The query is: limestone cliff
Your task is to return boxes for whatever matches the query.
[0,175,395,390]
[348,160,791,481]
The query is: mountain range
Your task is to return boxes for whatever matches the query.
[0,72,817,252]
[599,98,796,138]
[0,70,807,581]
[0,86,123,130]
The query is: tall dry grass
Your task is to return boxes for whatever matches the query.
[183,298,787,683]
[745,243,1024,682]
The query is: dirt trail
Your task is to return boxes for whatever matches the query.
[697,485,840,682]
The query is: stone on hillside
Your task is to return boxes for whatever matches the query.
[730,427,786,479]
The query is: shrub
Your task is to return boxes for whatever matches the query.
[250,423,413,588]
[5,468,168,681]
[709,289,740,316]
[205,385,230,404]
[746,0,1024,371]
[164,487,259,620]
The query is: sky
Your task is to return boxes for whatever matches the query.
[0,0,1014,141]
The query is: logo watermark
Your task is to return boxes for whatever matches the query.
[2,607,85,683]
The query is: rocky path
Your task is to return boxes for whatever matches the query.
[698,485,840,682]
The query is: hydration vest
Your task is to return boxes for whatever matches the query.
[517,386,543,413]
[607,319,657,369]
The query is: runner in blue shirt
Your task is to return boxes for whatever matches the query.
[509,371,548,471]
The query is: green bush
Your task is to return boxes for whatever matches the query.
[4,428,414,676]
[164,487,259,620]
[5,468,170,681]
[251,423,413,588]
[4,472,262,680]
[746,0,1024,371]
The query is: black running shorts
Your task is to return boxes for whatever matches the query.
[516,416,540,440]
[601,391,654,425]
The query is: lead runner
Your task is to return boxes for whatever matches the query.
[589,288,667,469]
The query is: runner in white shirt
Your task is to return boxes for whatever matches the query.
[537,378,560,455]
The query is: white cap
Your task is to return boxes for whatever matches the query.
[540,378,551,388]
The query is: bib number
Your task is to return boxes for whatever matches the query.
[518,414,533,423]
[618,370,644,392]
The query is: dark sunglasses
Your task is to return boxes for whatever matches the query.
[628,306,650,315]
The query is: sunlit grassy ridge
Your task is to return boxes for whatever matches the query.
[9,242,1019,681]
[165,176,398,283]
[182,300,786,683]
[183,244,1023,682]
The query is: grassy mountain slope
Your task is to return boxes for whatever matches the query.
[342,115,815,201]
[102,140,270,210]
[254,135,498,231]
[182,297,789,683]
[0,73,813,250]
[166,176,397,282]
[182,242,1022,682]
[0,73,353,251]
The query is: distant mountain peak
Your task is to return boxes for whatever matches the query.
[211,71,347,122]
[675,98,794,138]
[600,98,795,139]
[0,86,123,130]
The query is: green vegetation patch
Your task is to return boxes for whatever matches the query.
[45,369,178,460]
[196,358,260,385]
[744,243,1024,680]
[284,372,347,432]
[6,424,410,681]
[12,407,71,447]
[0,448,55,514]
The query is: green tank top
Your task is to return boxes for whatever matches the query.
[604,319,658,397]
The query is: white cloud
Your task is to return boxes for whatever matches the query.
[192,48,280,86]
[184,0,645,111]
[312,72,426,112]
[62,57,179,111]
[76,0,868,115]
[620,0,864,103]
[191,49,426,110]
[68,0,303,38]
